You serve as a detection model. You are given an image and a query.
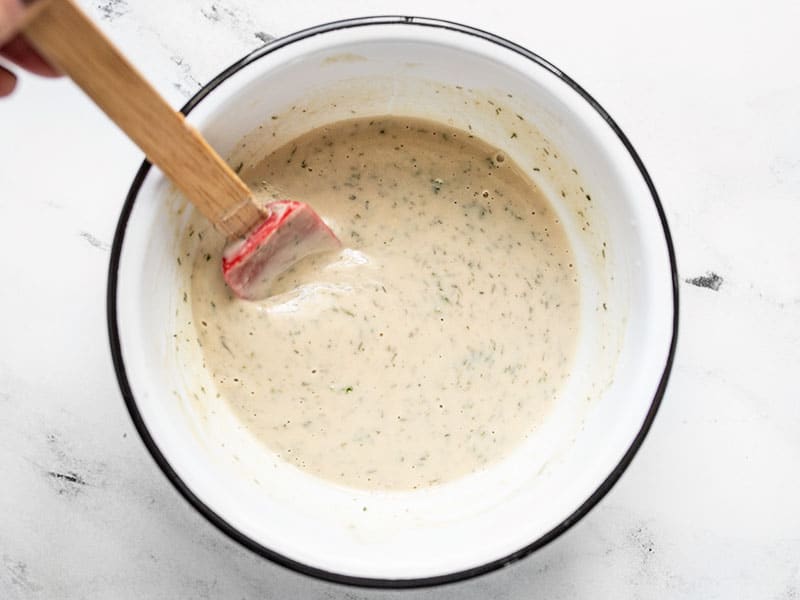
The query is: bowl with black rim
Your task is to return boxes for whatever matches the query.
[108,16,678,588]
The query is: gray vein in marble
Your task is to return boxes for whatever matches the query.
[47,470,86,486]
[686,271,723,291]
[627,523,656,565]
[170,55,203,97]
[38,431,107,498]
[96,0,129,21]
[201,3,226,23]
[2,556,41,595]
[46,467,90,499]
[194,1,277,54]
[79,231,110,251]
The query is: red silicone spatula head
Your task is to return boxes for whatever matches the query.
[222,200,341,300]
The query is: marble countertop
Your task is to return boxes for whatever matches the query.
[1,0,798,597]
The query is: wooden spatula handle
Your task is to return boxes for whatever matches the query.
[22,0,264,239]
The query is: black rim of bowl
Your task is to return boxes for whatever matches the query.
[107,15,680,589]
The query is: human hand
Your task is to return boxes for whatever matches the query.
[0,0,60,96]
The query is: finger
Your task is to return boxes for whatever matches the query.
[0,64,17,96]
[1,34,60,77]
[0,0,25,46]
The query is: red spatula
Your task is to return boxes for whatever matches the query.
[22,0,340,300]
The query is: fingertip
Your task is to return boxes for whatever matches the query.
[0,65,17,97]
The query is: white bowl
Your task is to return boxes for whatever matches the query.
[108,17,678,587]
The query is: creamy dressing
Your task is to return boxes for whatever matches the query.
[186,116,580,491]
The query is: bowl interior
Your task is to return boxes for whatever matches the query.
[113,21,675,582]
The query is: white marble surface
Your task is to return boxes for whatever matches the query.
[1,0,799,597]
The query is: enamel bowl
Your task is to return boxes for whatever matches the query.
[108,17,678,587]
